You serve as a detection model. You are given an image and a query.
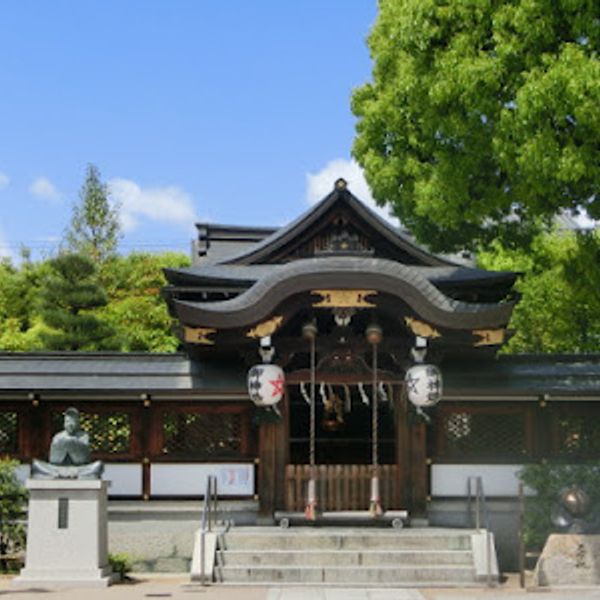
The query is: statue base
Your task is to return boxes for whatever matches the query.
[13,479,113,588]
[534,533,600,587]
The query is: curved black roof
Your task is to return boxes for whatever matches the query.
[173,257,514,330]
[164,262,516,289]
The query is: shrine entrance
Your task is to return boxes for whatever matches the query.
[284,382,403,512]
[165,179,516,520]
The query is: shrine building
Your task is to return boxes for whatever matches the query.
[1,179,600,569]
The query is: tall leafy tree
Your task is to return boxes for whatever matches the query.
[97,252,190,352]
[0,257,50,351]
[478,229,600,353]
[65,164,121,262]
[39,253,118,351]
[352,0,600,252]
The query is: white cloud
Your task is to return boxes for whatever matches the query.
[0,172,9,190]
[305,158,398,225]
[29,176,61,201]
[109,178,197,232]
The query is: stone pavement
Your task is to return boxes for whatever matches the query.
[1,576,600,599]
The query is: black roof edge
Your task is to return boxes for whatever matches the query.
[220,184,460,267]
[195,223,278,240]
[0,351,188,359]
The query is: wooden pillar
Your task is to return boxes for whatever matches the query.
[409,421,428,516]
[258,422,277,519]
[257,390,289,519]
[394,386,410,509]
[141,402,161,500]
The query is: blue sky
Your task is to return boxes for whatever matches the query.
[0,1,381,260]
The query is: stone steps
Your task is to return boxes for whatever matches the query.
[215,527,490,586]
[219,549,473,566]
[217,565,477,584]
[220,532,472,551]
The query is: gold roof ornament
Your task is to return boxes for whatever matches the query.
[312,289,377,308]
[473,328,506,346]
[183,327,217,345]
[404,317,441,339]
[246,315,284,339]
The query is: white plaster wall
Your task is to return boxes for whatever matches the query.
[430,464,533,497]
[103,463,142,496]
[151,463,254,496]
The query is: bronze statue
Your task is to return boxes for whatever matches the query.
[32,407,103,479]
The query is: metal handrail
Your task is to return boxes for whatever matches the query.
[199,475,218,585]
[466,475,494,588]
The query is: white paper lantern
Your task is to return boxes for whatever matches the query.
[247,364,285,407]
[405,364,442,407]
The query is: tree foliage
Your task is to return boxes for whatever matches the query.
[0,459,27,566]
[0,251,189,353]
[39,253,118,351]
[518,461,600,549]
[0,259,52,351]
[352,0,600,252]
[97,252,190,352]
[65,164,121,262]
[478,228,600,353]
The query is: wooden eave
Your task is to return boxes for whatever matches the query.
[173,257,514,332]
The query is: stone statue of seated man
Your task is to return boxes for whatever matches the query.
[32,407,104,479]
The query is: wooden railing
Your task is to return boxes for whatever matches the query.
[285,464,401,512]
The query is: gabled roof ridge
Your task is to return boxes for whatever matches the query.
[219,180,459,267]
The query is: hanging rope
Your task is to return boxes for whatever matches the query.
[310,336,316,471]
[372,343,379,469]
[305,331,318,520]
[367,324,383,516]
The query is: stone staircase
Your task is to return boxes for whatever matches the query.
[214,527,497,586]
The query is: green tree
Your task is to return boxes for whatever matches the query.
[0,459,27,569]
[352,0,600,252]
[478,229,600,353]
[39,253,118,351]
[518,461,600,549]
[0,258,52,351]
[97,252,190,352]
[65,164,121,262]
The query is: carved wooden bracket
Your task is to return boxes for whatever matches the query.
[183,326,217,345]
[246,315,284,339]
[473,328,505,346]
[404,317,441,339]
[311,289,377,308]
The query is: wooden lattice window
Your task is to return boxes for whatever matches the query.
[161,412,243,459]
[436,408,528,461]
[52,410,131,454]
[0,411,18,454]
[554,412,600,460]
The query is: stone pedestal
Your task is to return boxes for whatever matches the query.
[14,479,113,588]
[534,534,600,587]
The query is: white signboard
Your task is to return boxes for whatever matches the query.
[151,463,254,496]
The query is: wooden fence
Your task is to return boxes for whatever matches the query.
[285,464,401,512]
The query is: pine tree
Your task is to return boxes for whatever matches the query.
[39,253,118,350]
[65,164,121,262]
